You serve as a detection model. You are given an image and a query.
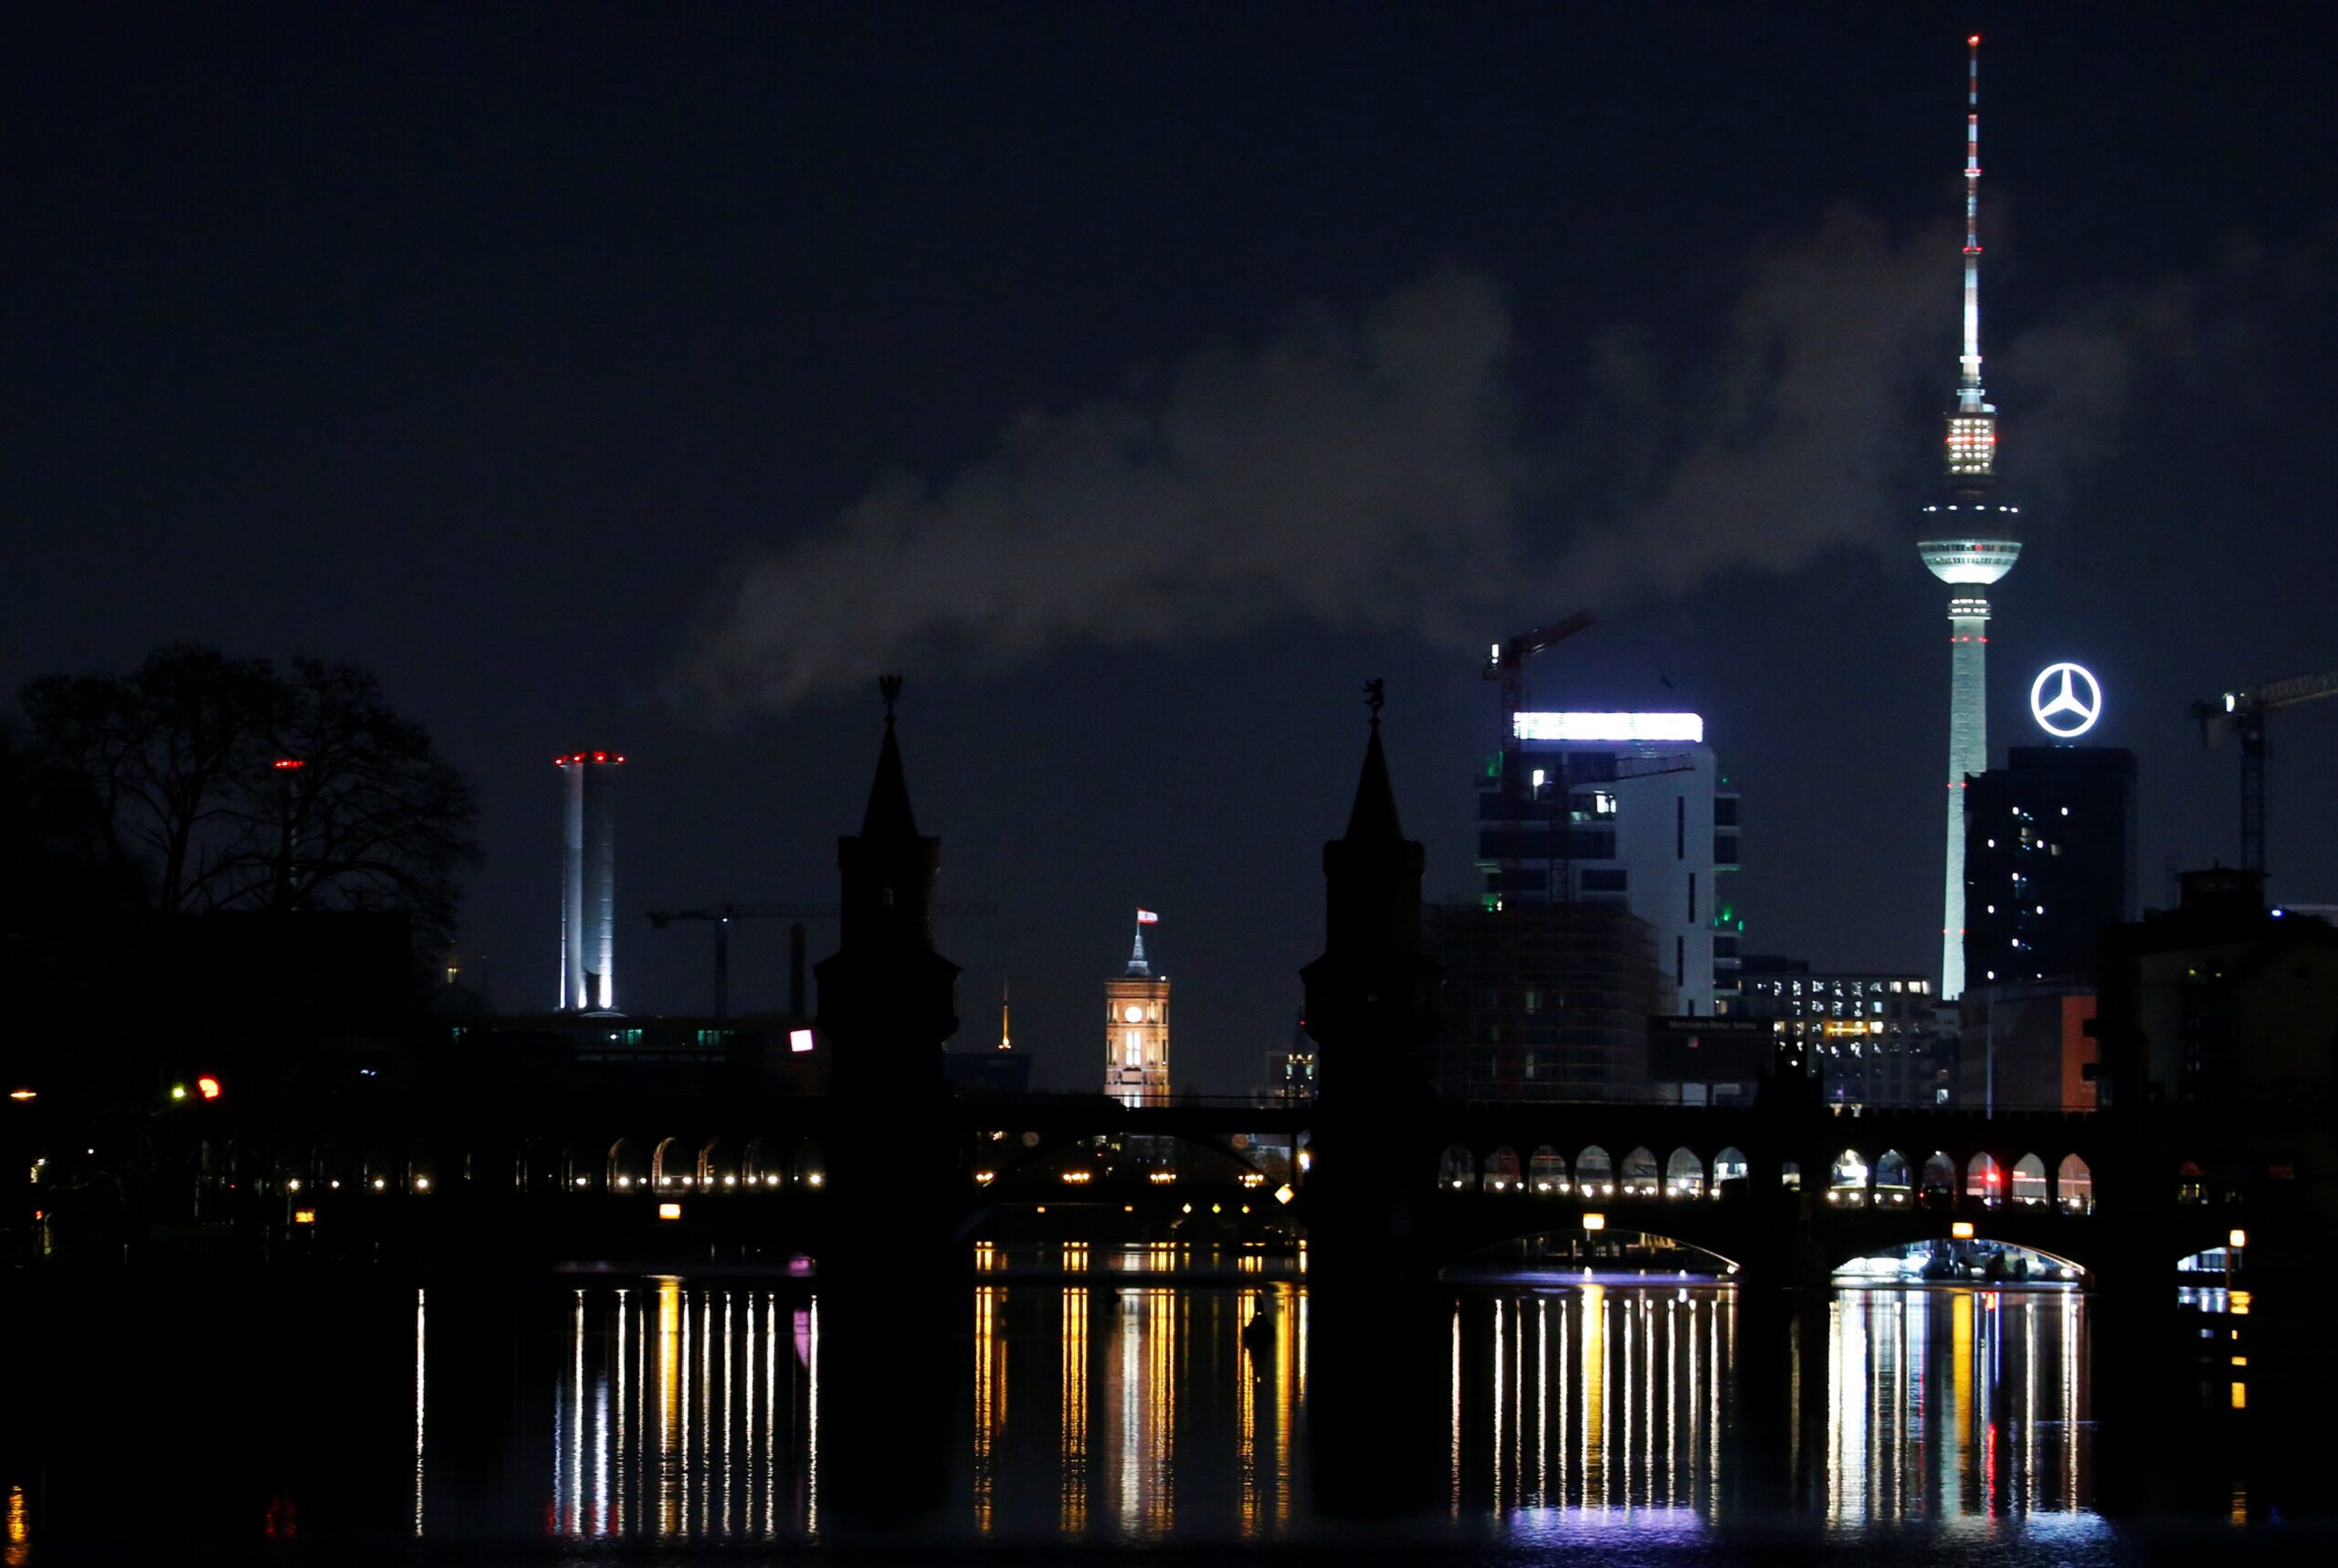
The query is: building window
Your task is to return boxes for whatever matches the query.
[1676,796,1686,858]
[1688,872,1697,924]
[1676,935,1685,985]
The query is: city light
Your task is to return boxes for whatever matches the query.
[1274,1184,1295,1205]
[1952,1221,1975,1239]
[293,1209,316,1226]
[2228,1228,2248,1250]
[5,1089,32,1101]
[658,1203,682,1220]
[1582,1213,1606,1232]
[789,1028,815,1053]
[196,1075,222,1100]
[1513,711,1705,743]
[170,1085,188,1101]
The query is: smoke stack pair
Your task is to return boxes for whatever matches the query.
[557,751,624,1011]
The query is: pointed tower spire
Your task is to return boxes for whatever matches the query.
[817,675,959,1098]
[998,976,1012,1050]
[1345,681,1405,842]
[861,675,919,837]
[1127,920,1151,976]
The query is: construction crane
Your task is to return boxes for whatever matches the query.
[1480,612,1596,905]
[2189,670,2338,874]
[645,901,999,1018]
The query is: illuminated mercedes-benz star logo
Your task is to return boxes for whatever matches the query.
[2029,662,2102,739]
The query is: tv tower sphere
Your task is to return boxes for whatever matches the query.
[1916,37,2021,1002]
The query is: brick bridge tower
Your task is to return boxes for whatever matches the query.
[1300,684,1448,1513]
[812,677,961,1520]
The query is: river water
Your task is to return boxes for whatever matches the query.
[0,1258,2304,1562]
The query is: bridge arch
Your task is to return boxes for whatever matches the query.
[2057,1153,2093,1213]
[1713,1146,1749,1189]
[1829,1148,1870,1206]
[1483,1146,1522,1193]
[1919,1151,1955,1204]
[1966,1152,2004,1207]
[1528,1146,1566,1194]
[1438,1143,1473,1191]
[698,1137,740,1190]
[607,1137,650,1191]
[1575,1146,1614,1196]
[1619,1146,1659,1198]
[1664,1147,1703,1198]
[1874,1149,1911,1206]
[1443,1222,1743,1279]
[743,1137,784,1188]
[2011,1152,2048,1206]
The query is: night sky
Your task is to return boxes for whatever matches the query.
[9,2,2335,1092]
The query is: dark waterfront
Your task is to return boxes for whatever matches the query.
[2,1255,2317,1564]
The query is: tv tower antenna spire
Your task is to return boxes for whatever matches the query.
[1958,34,1986,410]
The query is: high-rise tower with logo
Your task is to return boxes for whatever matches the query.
[1104,911,1171,1106]
[1917,36,2022,1001]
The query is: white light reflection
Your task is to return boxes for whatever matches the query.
[413,1288,427,1538]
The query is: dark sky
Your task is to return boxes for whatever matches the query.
[9,2,2336,1091]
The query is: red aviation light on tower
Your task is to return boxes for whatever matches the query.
[272,758,305,771]
[1968,33,1980,47]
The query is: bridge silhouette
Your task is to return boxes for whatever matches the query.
[216,689,2327,1521]
[268,694,2296,1300]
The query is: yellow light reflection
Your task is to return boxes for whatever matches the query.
[1061,1287,1089,1533]
[974,1285,1002,1532]
[6,1483,28,1568]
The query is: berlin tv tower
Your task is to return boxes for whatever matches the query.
[1917,36,2022,1000]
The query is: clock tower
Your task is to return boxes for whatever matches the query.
[1103,912,1172,1106]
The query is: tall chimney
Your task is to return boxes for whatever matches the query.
[556,750,625,1011]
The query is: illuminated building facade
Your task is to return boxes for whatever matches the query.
[556,749,624,1012]
[1104,918,1171,1106]
[1963,746,2138,989]
[1917,38,2022,1000]
[1478,711,1737,1015]
[1739,960,1950,1108]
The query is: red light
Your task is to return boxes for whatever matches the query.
[1968,34,1980,47]
[196,1075,222,1100]
[593,751,606,763]
[273,758,305,771]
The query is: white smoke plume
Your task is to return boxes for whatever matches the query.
[677,213,2209,717]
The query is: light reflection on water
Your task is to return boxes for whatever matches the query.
[1818,1287,2088,1524]
[517,1279,2092,1542]
[542,1279,819,1542]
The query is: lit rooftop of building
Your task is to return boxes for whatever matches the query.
[1513,712,1704,744]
